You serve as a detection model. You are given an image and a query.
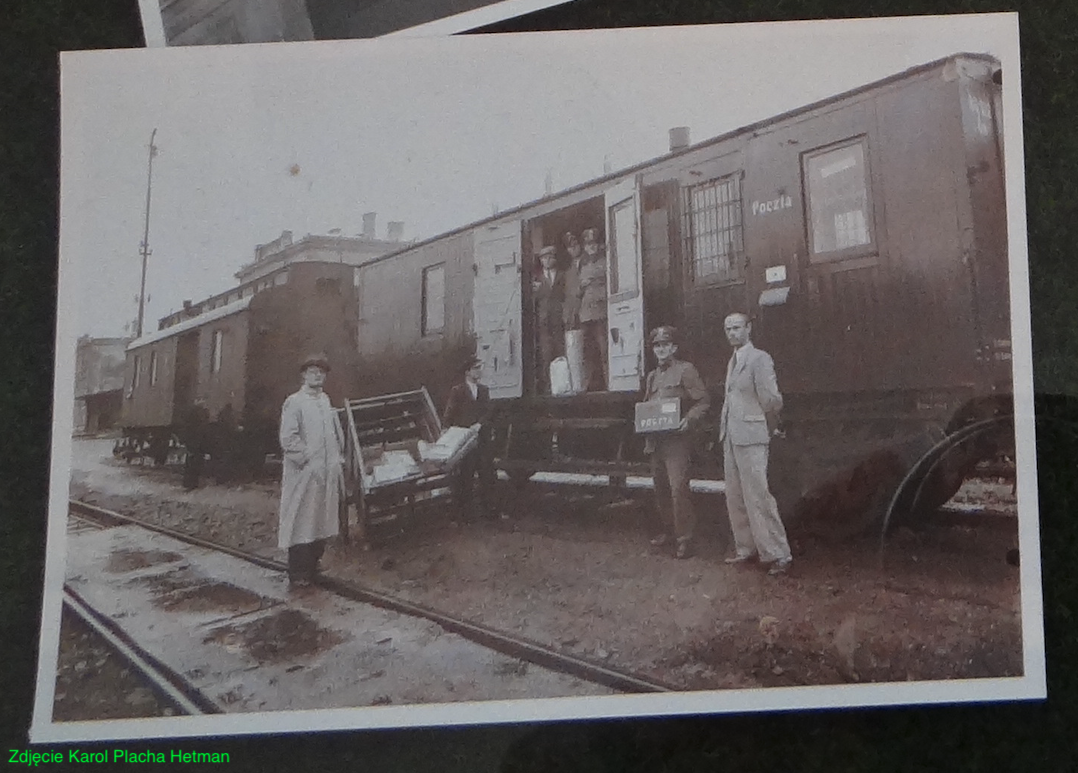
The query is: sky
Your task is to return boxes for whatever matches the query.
[59,14,1019,339]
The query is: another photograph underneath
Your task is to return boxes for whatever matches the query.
[142,0,577,46]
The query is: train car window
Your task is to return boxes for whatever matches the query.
[422,263,446,336]
[608,198,638,296]
[274,272,288,287]
[682,174,744,284]
[149,350,158,387]
[131,355,141,390]
[210,329,224,374]
[803,138,874,260]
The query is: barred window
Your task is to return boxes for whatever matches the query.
[683,175,744,283]
[803,139,874,260]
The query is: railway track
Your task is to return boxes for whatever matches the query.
[68,498,674,702]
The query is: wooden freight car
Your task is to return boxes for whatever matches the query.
[352,53,1015,535]
[116,261,361,472]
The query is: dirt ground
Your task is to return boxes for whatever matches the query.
[66,438,1023,693]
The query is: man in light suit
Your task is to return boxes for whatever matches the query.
[718,313,793,575]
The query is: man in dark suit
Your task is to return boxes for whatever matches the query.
[443,356,496,518]
[532,245,565,394]
[718,312,792,575]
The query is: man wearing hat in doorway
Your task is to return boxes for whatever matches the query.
[277,353,345,588]
[642,326,710,559]
[443,356,496,519]
[532,245,565,394]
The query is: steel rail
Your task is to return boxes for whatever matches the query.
[70,498,673,694]
[61,584,223,716]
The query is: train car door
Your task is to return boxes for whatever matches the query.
[473,220,523,398]
[605,177,645,392]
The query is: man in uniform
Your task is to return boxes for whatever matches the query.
[532,245,565,394]
[277,353,345,588]
[718,313,793,575]
[443,356,496,519]
[642,326,710,559]
[578,227,609,391]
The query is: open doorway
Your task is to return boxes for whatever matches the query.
[522,197,608,396]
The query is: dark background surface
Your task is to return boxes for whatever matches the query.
[2,1,1075,770]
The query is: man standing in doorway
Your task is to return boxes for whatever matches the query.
[443,356,496,519]
[643,326,710,559]
[278,353,345,589]
[532,245,565,394]
[578,227,609,391]
[718,313,793,575]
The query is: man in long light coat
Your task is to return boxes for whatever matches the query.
[718,313,793,575]
[278,353,345,587]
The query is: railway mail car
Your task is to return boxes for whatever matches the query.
[357,53,1016,535]
[117,261,362,468]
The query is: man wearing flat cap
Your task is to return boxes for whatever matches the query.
[443,356,496,519]
[642,326,710,559]
[277,352,345,588]
[532,245,565,394]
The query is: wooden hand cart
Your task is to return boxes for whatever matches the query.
[338,388,478,545]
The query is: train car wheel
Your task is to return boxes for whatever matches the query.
[880,415,1014,542]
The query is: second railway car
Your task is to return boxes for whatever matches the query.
[116,261,361,471]
[351,53,1015,536]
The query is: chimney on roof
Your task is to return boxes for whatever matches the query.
[669,127,690,153]
[183,300,192,310]
[387,221,404,242]
[362,212,377,240]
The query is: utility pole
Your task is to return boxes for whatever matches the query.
[136,128,158,338]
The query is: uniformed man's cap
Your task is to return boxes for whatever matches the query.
[582,228,599,242]
[537,246,556,259]
[300,352,331,372]
[649,326,678,345]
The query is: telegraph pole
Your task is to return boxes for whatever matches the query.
[136,128,158,338]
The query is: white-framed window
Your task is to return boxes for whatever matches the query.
[683,174,744,284]
[132,355,142,389]
[803,137,875,261]
[210,329,224,374]
[422,264,446,335]
[149,350,159,386]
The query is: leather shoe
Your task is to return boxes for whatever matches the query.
[767,558,793,576]
[724,553,756,564]
[675,541,693,560]
[649,534,671,547]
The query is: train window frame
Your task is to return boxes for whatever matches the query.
[131,355,141,390]
[682,173,746,286]
[210,329,224,374]
[801,136,877,263]
[149,350,158,387]
[421,263,446,337]
[608,197,639,300]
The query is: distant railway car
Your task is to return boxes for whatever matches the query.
[117,261,361,470]
[352,53,1014,536]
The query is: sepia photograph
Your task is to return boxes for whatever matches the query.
[37,13,1041,744]
[138,0,578,46]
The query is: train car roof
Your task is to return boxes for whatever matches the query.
[127,295,254,352]
[358,51,1000,268]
